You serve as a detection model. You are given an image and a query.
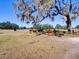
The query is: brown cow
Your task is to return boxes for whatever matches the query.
[29,28,37,34]
[29,28,33,34]
[46,28,53,36]
[32,29,37,33]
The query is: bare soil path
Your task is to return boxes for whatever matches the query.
[64,37,79,59]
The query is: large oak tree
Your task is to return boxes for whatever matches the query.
[13,0,79,32]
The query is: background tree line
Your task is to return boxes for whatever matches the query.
[0,21,19,29]
[0,21,79,30]
[33,24,79,30]
[33,24,53,30]
[0,21,28,29]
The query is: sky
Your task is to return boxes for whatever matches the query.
[0,0,79,28]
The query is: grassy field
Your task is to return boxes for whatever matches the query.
[0,30,79,59]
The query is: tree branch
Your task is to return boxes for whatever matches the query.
[69,0,72,12]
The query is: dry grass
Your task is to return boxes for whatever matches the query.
[0,30,79,59]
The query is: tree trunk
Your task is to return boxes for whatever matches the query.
[66,15,72,33]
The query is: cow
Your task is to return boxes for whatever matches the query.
[29,28,37,34]
[46,28,53,36]
[36,28,44,35]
